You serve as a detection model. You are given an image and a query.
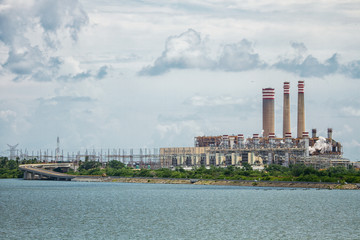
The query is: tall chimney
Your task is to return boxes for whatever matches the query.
[327,128,333,140]
[283,82,290,138]
[312,128,317,138]
[297,80,305,138]
[262,88,275,138]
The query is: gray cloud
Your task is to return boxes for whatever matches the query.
[139,29,265,76]
[31,71,52,82]
[56,65,109,82]
[342,60,360,79]
[274,54,340,78]
[218,40,266,71]
[273,42,340,78]
[5,49,63,82]
[291,42,307,54]
[96,66,108,79]
[57,71,92,82]
[140,30,360,79]
[36,0,88,41]
[0,12,20,45]
[184,95,247,107]
[139,29,215,76]
[0,0,90,82]
[4,47,44,75]
[49,96,94,103]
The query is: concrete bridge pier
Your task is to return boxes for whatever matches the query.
[19,164,76,181]
[23,171,34,180]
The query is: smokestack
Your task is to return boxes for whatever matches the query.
[262,88,275,138]
[297,80,305,138]
[327,128,333,140]
[283,82,290,138]
[312,128,317,138]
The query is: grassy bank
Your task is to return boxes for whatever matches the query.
[3,157,360,186]
[73,160,360,184]
[79,177,359,190]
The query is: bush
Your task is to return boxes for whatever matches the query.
[79,160,101,171]
[155,168,173,178]
[298,174,320,182]
[107,160,126,169]
[290,164,307,177]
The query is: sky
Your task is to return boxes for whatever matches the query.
[0,0,359,161]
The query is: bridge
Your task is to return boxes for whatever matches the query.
[19,163,77,181]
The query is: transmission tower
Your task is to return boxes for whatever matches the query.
[55,137,60,162]
[7,144,19,160]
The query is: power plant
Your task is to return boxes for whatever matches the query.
[4,80,350,170]
[160,80,349,169]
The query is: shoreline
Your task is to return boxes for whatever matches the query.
[72,177,360,189]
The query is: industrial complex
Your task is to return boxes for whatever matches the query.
[159,81,349,169]
[4,80,350,170]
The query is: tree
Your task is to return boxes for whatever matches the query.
[107,160,126,169]
[290,164,306,177]
[242,163,253,171]
[79,160,101,171]
[7,160,18,170]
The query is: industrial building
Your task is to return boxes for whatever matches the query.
[160,81,349,169]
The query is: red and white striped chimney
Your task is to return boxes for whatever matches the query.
[297,81,305,138]
[283,82,291,138]
[262,88,275,138]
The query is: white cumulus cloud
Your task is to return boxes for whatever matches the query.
[0,0,95,82]
[342,106,360,117]
[139,29,360,78]
[0,110,17,121]
[139,29,214,76]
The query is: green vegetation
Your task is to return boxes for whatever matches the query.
[0,157,38,178]
[72,160,360,183]
[2,157,360,183]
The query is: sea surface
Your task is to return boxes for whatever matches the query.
[0,179,359,240]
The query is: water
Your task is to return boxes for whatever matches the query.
[0,179,359,240]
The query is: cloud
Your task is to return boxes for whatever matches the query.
[0,0,90,82]
[0,0,88,48]
[139,30,360,79]
[185,95,246,107]
[341,106,360,117]
[3,47,44,75]
[96,66,108,79]
[349,140,360,148]
[139,29,214,76]
[273,42,340,77]
[139,29,265,76]
[155,120,203,145]
[342,60,360,79]
[49,96,94,103]
[217,40,265,71]
[36,0,88,41]
[57,71,92,82]
[0,110,17,121]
